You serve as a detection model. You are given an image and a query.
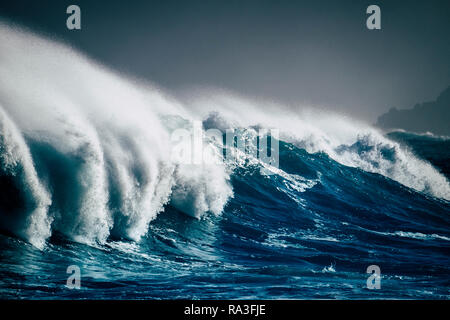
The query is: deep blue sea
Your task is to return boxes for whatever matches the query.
[1,132,449,299]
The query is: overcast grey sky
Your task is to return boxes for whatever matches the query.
[1,0,449,121]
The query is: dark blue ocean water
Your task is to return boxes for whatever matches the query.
[0,131,449,299]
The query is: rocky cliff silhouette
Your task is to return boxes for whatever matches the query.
[377,86,450,135]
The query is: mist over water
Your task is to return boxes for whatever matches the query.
[0,24,234,247]
[0,24,449,299]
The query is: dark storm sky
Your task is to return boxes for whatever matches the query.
[1,0,449,121]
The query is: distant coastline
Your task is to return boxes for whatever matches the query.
[376,86,450,136]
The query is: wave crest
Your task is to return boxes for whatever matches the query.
[0,24,232,247]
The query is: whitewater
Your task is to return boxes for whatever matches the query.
[0,24,449,299]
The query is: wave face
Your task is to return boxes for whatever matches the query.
[0,25,449,299]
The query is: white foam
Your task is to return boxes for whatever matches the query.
[184,90,450,200]
[0,107,52,248]
[0,24,232,246]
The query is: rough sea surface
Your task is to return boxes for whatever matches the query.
[0,24,449,299]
